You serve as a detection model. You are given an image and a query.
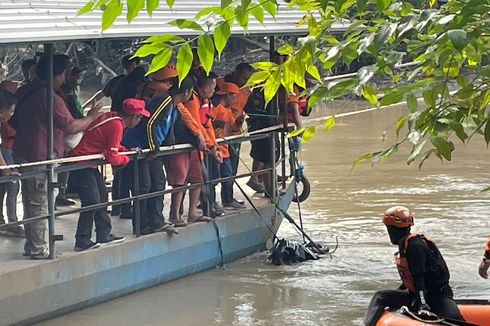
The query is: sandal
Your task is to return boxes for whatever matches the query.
[169,218,188,227]
[154,224,179,235]
[188,215,212,224]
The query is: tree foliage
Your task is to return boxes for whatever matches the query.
[79,0,490,168]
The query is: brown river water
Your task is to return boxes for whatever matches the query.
[39,101,490,325]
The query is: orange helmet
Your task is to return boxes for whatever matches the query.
[151,63,177,81]
[382,206,414,228]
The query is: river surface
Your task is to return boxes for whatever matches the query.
[39,101,490,325]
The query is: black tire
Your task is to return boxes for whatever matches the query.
[293,174,311,203]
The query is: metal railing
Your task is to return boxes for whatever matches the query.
[0,125,286,259]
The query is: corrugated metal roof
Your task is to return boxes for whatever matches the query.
[0,0,346,44]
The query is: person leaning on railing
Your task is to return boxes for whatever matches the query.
[120,63,179,236]
[68,98,148,251]
[12,54,103,259]
[478,235,490,279]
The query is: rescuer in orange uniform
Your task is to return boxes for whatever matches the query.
[478,235,490,278]
[363,206,465,326]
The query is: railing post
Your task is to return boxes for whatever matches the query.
[45,43,56,259]
[271,132,277,204]
[205,153,213,218]
[132,158,141,237]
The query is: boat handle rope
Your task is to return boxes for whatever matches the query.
[399,306,480,326]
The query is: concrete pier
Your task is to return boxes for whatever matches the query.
[0,183,293,325]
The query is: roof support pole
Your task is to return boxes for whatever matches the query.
[45,42,56,259]
[269,36,287,190]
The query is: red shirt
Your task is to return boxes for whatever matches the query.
[69,112,128,166]
[13,81,75,161]
[0,121,16,149]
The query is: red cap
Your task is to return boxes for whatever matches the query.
[216,82,239,95]
[122,98,150,117]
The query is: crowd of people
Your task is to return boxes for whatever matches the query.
[0,51,309,259]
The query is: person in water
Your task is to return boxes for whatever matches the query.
[478,234,490,278]
[363,206,465,326]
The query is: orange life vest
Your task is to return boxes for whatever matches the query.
[394,234,434,294]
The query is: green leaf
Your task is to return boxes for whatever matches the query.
[484,120,490,145]
[422,89,437,108]
[380,91,403,106]
[323,35,339,45]
[306,65,321,82]
[214,22,231,60]
[308,86,328,107]
[395,115,407,137]
[134,43,168,57]
[166,0,175,9]
[252,61,278,70]
[352,152,378,168]
[241,0,252,9]
[143,34,183,44]
[327,79,357,99]
[323,116,335,132]
[430,136,453,161]
[406,93,418,113]
[197,34,215,75]
[376,0,391,11]
[146,0,159,15]
[169,19,203,31]
[147,47,172,74]
[262,0,277,17]
[77,1,96,16]
[127,0,145,22]
[335,0,356,15]
[418,149,435,170]
[308,15,320,35]
[373,23,397,50]
[373,144,398,163]
[235,5,249,28]
[244,70,271,87]
[250,5,265,24]
[362,84,377,105]
[447,29,468,51]
[195,6,221,19]
[287,127,305,138]
[102,0,123,31]
[358,66,375,85]
[221,0,233,9]
[263,70,281,105]
[277,44,294,55]
[407,140,427,165]
[301,125,316,142]
[176,43,193,85]
[356,0,367,12]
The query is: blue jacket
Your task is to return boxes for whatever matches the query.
[122,94,176,150]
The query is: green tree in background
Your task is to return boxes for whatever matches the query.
[80,0,490,168]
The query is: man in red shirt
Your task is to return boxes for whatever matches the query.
[14,54,102,259]
[68,98,148,251]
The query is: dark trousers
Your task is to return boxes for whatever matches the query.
[363,289,465,326]
[71,168,112,244]
[202,154,220,215]
[229,142,241,175]
[112,167,132,215]
[220,157,233,204]
[130,157,166,231]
